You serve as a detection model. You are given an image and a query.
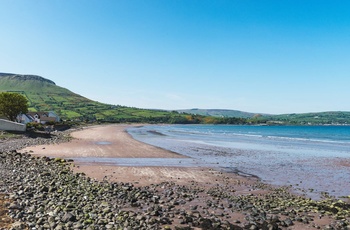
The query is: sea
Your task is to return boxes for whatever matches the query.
[127,125,350,199]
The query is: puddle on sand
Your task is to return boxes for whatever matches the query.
[70,157,216,167]
[95,141,112,145]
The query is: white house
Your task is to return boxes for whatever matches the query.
[18,111,60,124]
[18,114,35,124]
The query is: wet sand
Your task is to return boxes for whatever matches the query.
[22,124,259,189]
[19,124,345,229]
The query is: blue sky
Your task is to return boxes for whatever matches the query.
[1,1,350,114]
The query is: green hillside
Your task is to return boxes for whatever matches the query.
[176,108,350,125]
[1,73,349,125]
[0,73,188,123]
[261,111,350,125]
[177,108,263,118]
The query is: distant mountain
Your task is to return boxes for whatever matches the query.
[177,108,350,125]
[177,109,266,118]
[0,73,187,123]
[0,73,74,94]
[262,111,350,125]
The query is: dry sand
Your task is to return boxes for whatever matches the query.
[24,124,184,158]
[19,124,339,229]
[22,124,258,189]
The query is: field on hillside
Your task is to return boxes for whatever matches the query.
[25,91,188,122]
[2,74,350,124]
[0,74,190,122]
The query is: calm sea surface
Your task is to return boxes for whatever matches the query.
[127,125,350,199]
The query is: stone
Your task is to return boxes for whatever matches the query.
[62,212,76,223]
[10,221,26,230]
[8,203,22,210]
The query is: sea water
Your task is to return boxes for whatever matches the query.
[127,125,350,199]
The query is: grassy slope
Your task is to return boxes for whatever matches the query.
[177,109,350,125]
[262,111,350,125]
[1,74,349,124]
[177,109,260,118]
[0,74,185,122]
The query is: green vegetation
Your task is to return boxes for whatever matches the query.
[0,130,21,140]
[1,73,349,125]
[0,73,246,124]
[177,108,261,118]
[0,92,28,121]
[0,74,177,122]
[259,111,350,125]
[177,109,350,125]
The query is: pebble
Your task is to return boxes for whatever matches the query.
[0,130,349,229]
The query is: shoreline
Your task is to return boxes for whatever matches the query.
[128,124,350,200]
[1,124,349,229]
[21,124,262,189]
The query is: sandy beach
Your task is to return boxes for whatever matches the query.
[22,124,260,188]
[15,124,347,229]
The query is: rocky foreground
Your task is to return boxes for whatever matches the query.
[1,132,350,229]
[0,131,73,153]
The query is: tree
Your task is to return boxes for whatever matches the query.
[0,92,28,122]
